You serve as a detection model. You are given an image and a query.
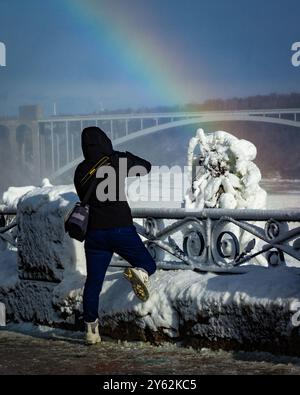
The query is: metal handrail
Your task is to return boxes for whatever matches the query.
[1,206,300,272]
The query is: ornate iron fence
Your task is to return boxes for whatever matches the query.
[1,207,300,274]
[128,208,300,273]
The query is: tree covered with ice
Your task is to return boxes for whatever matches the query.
[185,129,267,210]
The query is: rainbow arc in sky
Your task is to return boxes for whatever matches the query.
[64,0,206,106]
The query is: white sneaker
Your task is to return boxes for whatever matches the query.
[123,267,150,302]
[85,319,101,345]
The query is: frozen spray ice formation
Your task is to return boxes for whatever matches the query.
[185,129,267,210]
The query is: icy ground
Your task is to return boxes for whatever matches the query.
[1,323,300,374]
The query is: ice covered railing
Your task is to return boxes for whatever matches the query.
[128,207,300,273]
[1,205,300,276]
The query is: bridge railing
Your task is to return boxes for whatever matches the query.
[39,108,300,123]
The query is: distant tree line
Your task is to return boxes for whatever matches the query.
[10,92,300,119]
[186,92,300,112]
[94,92,300,114]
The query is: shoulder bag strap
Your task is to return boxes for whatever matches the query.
[80,156,111,206]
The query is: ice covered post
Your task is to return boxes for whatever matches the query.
[184,128,267,265]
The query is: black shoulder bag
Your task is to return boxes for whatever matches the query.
[64,156,110,242]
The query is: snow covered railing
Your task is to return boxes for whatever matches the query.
[130,208,300,272]
[1,206,300,273]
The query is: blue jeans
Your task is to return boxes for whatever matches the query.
[83,225,157,322]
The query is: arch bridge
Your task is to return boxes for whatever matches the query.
[0,108,300,182]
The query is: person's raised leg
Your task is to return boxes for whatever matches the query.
[110,225,156,301]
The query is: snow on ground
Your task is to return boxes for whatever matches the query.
[3,260,300,353]
[99,265,300,340]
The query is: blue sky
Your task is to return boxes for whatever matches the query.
[0,0,299,115]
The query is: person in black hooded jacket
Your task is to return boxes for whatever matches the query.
[74,127,156,345]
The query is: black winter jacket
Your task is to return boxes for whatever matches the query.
[74,127,151,229]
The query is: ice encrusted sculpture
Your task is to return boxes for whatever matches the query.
[184,128,268,266]
[185,128,267,210]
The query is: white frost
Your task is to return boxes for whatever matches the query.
[2,178,53,209]
[185,129,267,210]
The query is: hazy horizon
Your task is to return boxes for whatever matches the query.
[2,91,300,119]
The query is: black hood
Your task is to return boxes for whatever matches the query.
[81,127,113,160]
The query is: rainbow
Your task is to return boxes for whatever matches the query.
[63,0,202,106]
